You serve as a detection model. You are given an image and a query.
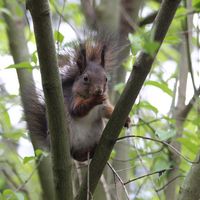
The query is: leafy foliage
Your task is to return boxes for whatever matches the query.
[0,0,200,199]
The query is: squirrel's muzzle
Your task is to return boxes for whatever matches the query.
[94,87,103,95]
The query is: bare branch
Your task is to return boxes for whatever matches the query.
[80,0,97,29]
[100,175,112,200]
[107,162,129,200]
[51,1,79,38]
[179,86,200,120]
[124,168,173,185]
[183,0,196,92]
[156,175,185,192]
[117,135,200,164]
[75,1,181,199]
[112,146,164,163]
[138,12,158,27]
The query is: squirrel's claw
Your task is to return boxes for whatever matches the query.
[124,116,131,128]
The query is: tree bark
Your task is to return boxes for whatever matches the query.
[3,1,54,199]
[26,0,73,199]
[75,0,181,199]
[178,152,200,200]
[165,1,193,199]
[165,41,188,200]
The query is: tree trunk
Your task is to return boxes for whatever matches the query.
[3,1,55,199]
[26,0,73,199]
[165,0,193,199]
[178,152,200,200]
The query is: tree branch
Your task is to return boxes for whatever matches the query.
[75,0,181,199]
[124,168,173,185]
[80,0,97,29]
[107,162,129,200]
[117,135,199,164]
[183,0,196,92]
[138,11,158,27]
[178,86,200,120]
[3,0,54,199]
[156,175,185,192]
[26,0,73,199]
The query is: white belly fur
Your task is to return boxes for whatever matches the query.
[69,105,104,152]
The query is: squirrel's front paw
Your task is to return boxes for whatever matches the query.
[124,116,131,128]
[92,95,106,105]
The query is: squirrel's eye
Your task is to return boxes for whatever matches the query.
[83,75,89,82]
[105,77,108,82]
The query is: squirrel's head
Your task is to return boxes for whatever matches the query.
[72,45,108,98]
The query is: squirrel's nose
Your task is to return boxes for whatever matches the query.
[94,88,103,95]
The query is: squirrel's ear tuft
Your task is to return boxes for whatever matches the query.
[77,45,87,74]
[100,45,106,68]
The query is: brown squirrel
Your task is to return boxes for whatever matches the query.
[29,33,130,162]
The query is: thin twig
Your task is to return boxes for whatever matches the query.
[179,86,200,120]
[107,162,130,200]
[139,118,156,133]
[117,135,200,164]
[131,117,165,128]
[138,11,158,27]
[87,153,90,200]
[51,1,80,39]
[120,6,138,32]
[15,155,44,192]
[133,140,161,199]
[124,168,173,185]
[112,146,164,163]
[74,161,83,187]
[175,9,199,19]
[112,169,119,200]
[182,0,196,93]
[56,0,66,52]
[100,175,112,200]
[156,175,185,192]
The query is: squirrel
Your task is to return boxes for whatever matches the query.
[28,33,130,162]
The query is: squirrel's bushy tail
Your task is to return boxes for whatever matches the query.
[25,91,49,150]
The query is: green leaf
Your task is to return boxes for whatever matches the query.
[143,40,160,56]
[0,8,11,16]
[154,158,171,172]
[35,149,43,157]
[54,31,64,44]
[0,104,11,132]
[31,51,38,64]
[145,80,173,97]
[35,149,49,158]
[164,35,181,45]
[156,129,176,141]
[175,6,187,17]
[129,33,142,55]
[177,137,198,154]
[0,178,6,190]
[138,101,158,114]
[6,62,33,70]
[193,0,200,10]
[3,131,24,140]
[23,156,35,164]
[2,189,18,200]
[110,149,116,160]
